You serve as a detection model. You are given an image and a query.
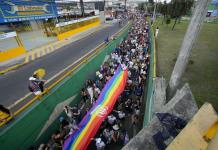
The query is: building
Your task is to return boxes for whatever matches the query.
[0,0,58,61]
[208,0,218,17]
[0,0,58,33]
[0,0,103,63]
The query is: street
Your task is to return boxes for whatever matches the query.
[0,22,123,107]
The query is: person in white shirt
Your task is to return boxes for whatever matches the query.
[110,67,115,75]
[107,114,116,125]
[128,60,134,68]
[103,128,113,144]
[64,106,74,122]
[111,52,116,60]
[94,85,101,94]
[95,138,105,150]
[28,74,46,95]
[128,70,131,78]
[114,110,126,119]
[131,48,136,54]
[87,86,94,104]
[155,27,159,38]
[121,63,127,71]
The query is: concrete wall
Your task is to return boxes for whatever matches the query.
[167,103,218,150]
[122,83,198,150]
[152,77,166,117]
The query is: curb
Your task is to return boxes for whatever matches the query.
[0,24,108,76]
[0,21,124,76]
[0,62,26,75]
[0,22,131,127]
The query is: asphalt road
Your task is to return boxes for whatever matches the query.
[0,22,123,107]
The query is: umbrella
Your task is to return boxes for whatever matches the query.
[34,68,46,79]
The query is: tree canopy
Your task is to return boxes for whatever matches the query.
[138,0,194,30]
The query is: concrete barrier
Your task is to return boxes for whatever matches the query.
[0,23,131,150]
[0,46,26,63]
[57,18,101,41]
[122,83,198,150]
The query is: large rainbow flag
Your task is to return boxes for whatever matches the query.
[63,66,128,150]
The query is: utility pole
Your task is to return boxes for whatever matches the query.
[80,0,85,17]
[152,0,157,22]
[125,0,127,11]
[145,0,148,13]
[166,0,211,100]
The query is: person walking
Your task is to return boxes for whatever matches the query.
[28,73,46,95]
[155,27,159,38]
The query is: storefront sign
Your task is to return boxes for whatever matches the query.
[0,0,58,23]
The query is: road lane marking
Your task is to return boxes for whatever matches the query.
[8,22,130,111]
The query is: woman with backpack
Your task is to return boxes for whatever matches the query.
[28,73,45,95]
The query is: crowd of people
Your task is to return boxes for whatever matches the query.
[33,12,150,150]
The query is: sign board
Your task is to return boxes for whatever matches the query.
[0,31,17,40]
[55,16,99,27]
[0,0,58,23]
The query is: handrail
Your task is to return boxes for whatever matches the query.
[143,20,157,126]
[153,31,157,78]
[0,22,131,127]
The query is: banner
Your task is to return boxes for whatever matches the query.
[0,31,16,40]
[63,66,128,150]
[0,0,58,23]
[55,16,99,27]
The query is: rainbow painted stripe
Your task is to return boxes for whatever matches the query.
[63,66,128,150]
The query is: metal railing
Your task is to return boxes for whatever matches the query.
[143,22,157,126]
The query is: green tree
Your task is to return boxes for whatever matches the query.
[156,1,167,24]
[138,3,144,11]
[157,0,193,28]
[149,0,154,4]
[138,2,148,11]
[138,1,155,13]
[170,0,194,30]
[166,17,171,27]
[147,3,154,13]
[161,1,168,24]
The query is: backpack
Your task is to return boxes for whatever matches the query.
[28,85,34,92]
[28,81,38,92]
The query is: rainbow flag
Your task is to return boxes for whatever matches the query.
[63,66,128,150]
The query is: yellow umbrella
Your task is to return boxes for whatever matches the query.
[34,68,46,79]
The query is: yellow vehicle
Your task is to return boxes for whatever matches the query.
[0,105,11,123]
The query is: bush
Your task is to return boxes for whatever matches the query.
[166,18,171,25]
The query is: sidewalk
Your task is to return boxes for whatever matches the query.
[19,30,57,51]
[0,23,111,73]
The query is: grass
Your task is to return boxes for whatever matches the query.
[154,17,218,111]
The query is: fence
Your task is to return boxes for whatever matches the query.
[0,23,131,150]
[143,23,156,126]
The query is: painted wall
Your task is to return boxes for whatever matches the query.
[57,18,101,40]
[0,46,26,63]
